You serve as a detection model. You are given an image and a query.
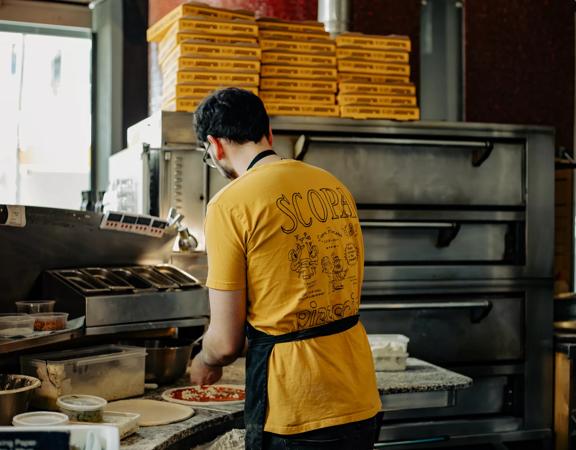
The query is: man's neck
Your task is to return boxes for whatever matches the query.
[232,141,281,176]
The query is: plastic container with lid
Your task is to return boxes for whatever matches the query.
[57,394,107,423]
[0,314,34,338]
[368,334,410,372]
[20,345,147,410]
[12,411,69,426]
[15,300,56,313]
[30,312,68,331]
[80,411,140,439]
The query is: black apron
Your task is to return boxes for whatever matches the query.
[244,315,360,450]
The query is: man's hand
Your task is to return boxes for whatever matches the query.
[189,352,223,385]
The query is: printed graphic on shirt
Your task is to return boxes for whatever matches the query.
[276,187,357,235]
[296,297,357,329]
[289,232,319,280]
[280,187,361,329]
[321,253,348,291]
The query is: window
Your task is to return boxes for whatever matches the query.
[0,27,91,210]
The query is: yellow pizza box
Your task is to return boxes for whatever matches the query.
[160,42,260,67]
[337,59,410,76]
[338,73,410,84]
[163,84,258,101]
[257,17,326,34]
[337,93,417,107]
[259,91,335,105]
[157,33,257,63]
[159,40,261,66]
[261,65,337,80]
[259,28,330,41]
[162,97,204,112]
[260,78,337,93]
[338,82,416,96]
[160,22,258,48]
[340,105,420,120]
[147,1,255,42]
[260,38,335,54]
[162,70,260,87]
[153,16,258,44]
[265,103,339,117]
[162,55,260,74]
[335,33,412,52]
[262,51,336,67]
[336,48,409,63]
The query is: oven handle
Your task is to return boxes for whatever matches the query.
[360,299,493,323]
[359,221,461,248]
[294,135,494,167]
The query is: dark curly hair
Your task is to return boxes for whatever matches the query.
[194,87,270,145]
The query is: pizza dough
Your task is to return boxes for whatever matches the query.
[162,384,245,406]
[105,399,194,426]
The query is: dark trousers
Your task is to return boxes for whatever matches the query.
[263,416,378,450]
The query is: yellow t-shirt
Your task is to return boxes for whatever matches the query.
[205,159,381,435]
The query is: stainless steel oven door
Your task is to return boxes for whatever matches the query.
[295,135,525,207]
[361,219,524,266]
[360,293,524,363]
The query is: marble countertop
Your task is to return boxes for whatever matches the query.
[119,361,245,450]
[120,357,471,449]
[377,358,472,395]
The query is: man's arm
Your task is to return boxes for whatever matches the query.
[189,288,246,384]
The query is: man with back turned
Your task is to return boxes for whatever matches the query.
[188,87,381,450]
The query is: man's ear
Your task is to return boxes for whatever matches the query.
[207,135,225,160]
[268,126,274,147]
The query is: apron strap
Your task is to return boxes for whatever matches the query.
[247,315,360,346]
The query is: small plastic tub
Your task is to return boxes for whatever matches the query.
[15,300,56,314]
[0,314,34,338]
[30,312,68,332]
[13,411,69,427]
[57,395,107,423]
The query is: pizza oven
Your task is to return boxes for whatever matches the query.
[121,112,554,448]
[270,117,555,448]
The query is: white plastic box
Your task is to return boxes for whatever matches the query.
[20,345,146,410]
[368,334,410,371]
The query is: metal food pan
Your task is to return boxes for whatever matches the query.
[154,265,200,288]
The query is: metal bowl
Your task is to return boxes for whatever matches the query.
[122,339,193,385]
[0,374,41,425]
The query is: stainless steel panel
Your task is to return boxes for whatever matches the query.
[295,136,525,207]
[84,317,207,336]
[0,207,176,308]
[362,221,520,264]
[83,289,208,327]
[377,417,524,444]
[159,149,205,246]
[382,376,509,420]
[361,294,524,362]
[381,390,455,412]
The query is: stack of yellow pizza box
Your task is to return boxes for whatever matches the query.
[147,2,261,112]
[335,32,419,121]
[257,17,339,117]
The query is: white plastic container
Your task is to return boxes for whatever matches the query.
[0,314,34,338]
[12,411,69,426]
[57,394,107,423]
[97,411,140,439]
[30,312,68,331]
[368,334,410,371]
[20,345,146,410]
